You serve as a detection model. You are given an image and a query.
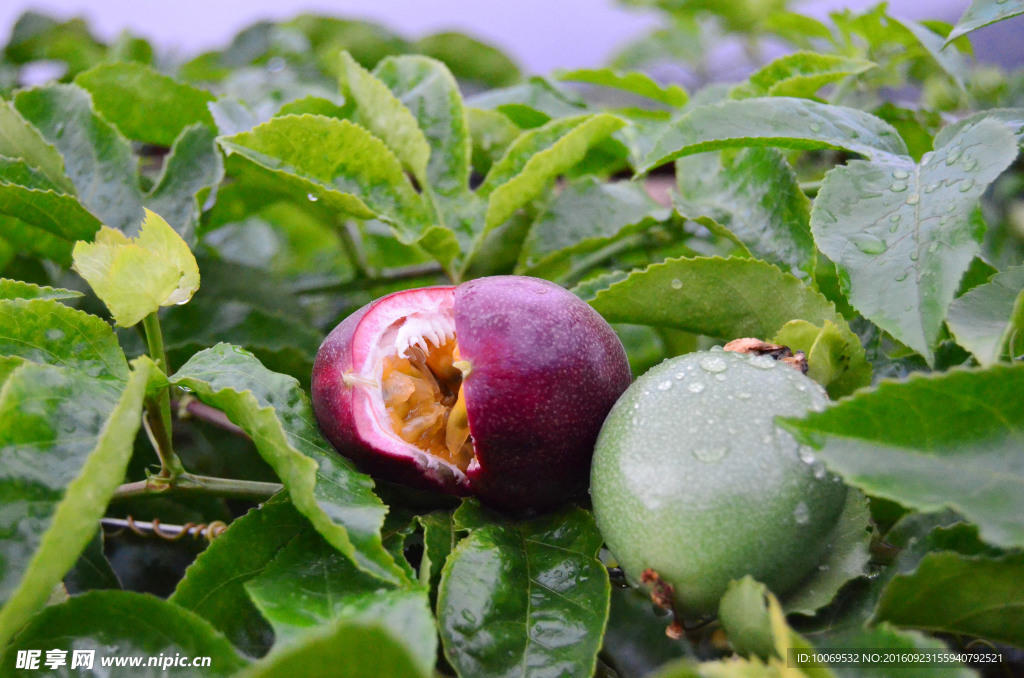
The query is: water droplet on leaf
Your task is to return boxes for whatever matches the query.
[905,193,920,205]
[945,147,962,165]
[307,193,319,202]
[851,233,887,254]
[891,169,910,179]
[889,181,908,192]
[670,278,683,290]
[959,178,975,192]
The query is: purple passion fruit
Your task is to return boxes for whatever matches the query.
[590,349,847,614]
[312,275,631,512]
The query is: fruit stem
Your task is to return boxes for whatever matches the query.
[335,219,371,278]
[110,472,283,502]
[142,311,184,479]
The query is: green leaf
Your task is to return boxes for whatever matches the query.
[170,500,307,656]
[781,364,1024,549]
[873,551,1024,648]
[558,68,688,107]
[235,618,428,678]
[0,357,153,647]
[0,216,78,266]
[416,510,457,591]
[675,148,815,280]
[946,0,1024,43]
[718,578,786,662]
[0,298,129,380]
[467,108,521,176]
[892,19,969,93]
[478,114,625,235]
[642,97,907,172]
[468,77,586,128]
[781,489,871,615]
[413,32,521,88]
[339,51,430,183]
[437,505,609,678]
[0,278,81,301]
[602,586,693,676]
[580,257,870,397]
[14,84,145,233]
[0,97,74,193]
[245,529,436,673]
[1,591,247,676]
[170,344,409,586]
[72,210,200,327]
[947,264,1024,366]
[373,55,470,199]
[820,623,976,677]
[733,52,875,99]
[74,62,216,147]
[933,108,1024,149]
[773,320,871,398]
[146,124,225,243]
[0,160,104,244]
[517,176,668,279]
[810,118,1019,363]
[219,115,432,242]
[64,530,120,593]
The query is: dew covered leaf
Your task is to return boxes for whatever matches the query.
[578,257,870,397]
[641,97,907,172]
[675,148,815,279]
[781,364,1024,549]
[0,358,153,647]
[437,505,609,678]
[170,344,409,586]
[947,263,1024,366]
[810,118,1019,363]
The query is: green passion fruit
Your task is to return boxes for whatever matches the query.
[312,276,632,512]
[590,348,847,614]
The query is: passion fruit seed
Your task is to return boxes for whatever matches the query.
[590,348,847,615]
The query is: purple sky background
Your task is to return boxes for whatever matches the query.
[1,0,985,77]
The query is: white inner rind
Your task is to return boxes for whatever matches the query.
[349,290,470,485]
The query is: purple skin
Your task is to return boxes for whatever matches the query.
[455,276,632,511]
[311,276,632,513]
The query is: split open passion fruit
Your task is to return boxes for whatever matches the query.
[311,276,632,512]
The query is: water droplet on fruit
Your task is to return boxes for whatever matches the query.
[675,372,686,380]
[307,193,319,202]
[945,147,962,165]
[750,355,776,369]
[959,178,975,192]
[737,391,752,399]
[814,463,828,480]
[693,446,727,463]
[889,180,908,192]
[715,373,726,381]
[687,382,705,394]
[632,416,639,425]
[793,502,810,524]
[851,233,887,254]
[809,122,822,132]
[657,380,672,391]
[905,193,920,205]
[798,446,816,465]
[698,356,727,373]
[670,278,683,290]
[891,169,910,180]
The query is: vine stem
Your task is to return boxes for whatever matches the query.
[290,262,446,296]
[142,312,184,479]
[111,472,283,502]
